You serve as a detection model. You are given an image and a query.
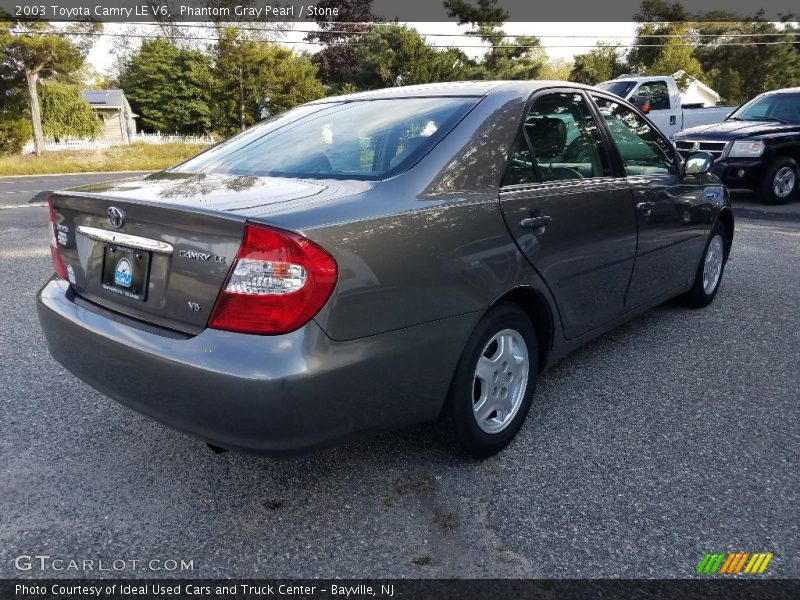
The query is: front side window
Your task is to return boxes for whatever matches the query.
[507,91,610,184]
[635,81,670,111]
[174,97,478,180]
[593,95,676,176]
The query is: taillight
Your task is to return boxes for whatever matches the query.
[208,223,338,335]
[47,196,68,279]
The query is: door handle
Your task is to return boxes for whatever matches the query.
[520,215,552,229]
[636,201,655,217]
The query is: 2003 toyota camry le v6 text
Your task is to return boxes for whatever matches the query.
[37,81,734,457]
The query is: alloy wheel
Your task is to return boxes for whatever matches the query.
[472,329,529,434]
[773,166,796,198]
[703,234,724,295]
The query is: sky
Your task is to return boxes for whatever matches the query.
[84,21,640,74]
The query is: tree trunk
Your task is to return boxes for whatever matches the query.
[24,67,44,157]
[239,66,246,132]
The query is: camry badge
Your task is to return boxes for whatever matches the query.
[114,258,133,288]
[107,206,125,229]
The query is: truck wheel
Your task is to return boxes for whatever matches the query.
[759,157,797,205]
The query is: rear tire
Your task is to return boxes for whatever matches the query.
[678,221,728,308]
[759,157,797,205]
[436,303,538,458]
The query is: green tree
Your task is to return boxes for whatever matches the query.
[569,44,628,84]
[627,0,690,71]
[39,81,102,142]
[0,17,30,154]
[119,38,214,134]
[350,25,472,89]
[694,17,800,103]
[444,0,545,80]
[305,0,379,89]
[540,58,573,81]
[443,0,508,43]
[0,19,98,155]
[647,25,704,87]
[213,28,325,136]
[628,1,800,103]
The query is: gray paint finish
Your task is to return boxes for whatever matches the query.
[38,81,733,454]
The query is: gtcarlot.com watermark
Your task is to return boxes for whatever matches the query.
[14,554,194,573]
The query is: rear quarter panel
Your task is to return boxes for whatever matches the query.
[255,88,545,342]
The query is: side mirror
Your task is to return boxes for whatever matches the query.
[632,95,651,114]
[683,151,714,175]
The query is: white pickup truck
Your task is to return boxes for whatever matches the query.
[597,76,734,138]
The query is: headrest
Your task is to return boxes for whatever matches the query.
[526,117,567,160]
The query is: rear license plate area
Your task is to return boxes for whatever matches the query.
[101,245,151,301]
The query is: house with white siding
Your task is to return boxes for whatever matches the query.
[82,90,137,142]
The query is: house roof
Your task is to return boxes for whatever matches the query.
[82,89,128,108]
[672,71,721,102]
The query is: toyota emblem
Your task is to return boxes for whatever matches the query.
[107,206,125,229]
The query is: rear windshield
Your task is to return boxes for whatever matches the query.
[597,80,637,99]
[174,97,478,180]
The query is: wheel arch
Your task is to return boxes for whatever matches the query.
[490,287,555,369]
[767,146,800,167]
[715,207,735,260]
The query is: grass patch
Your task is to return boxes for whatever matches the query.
[0,142,208,176]
[411,555,432,566]
[432,510,458,533]
[380,472,435,507]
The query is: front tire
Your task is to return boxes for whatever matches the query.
[759,157,797,205]
[436,303,538,458]
[678,221,728,308]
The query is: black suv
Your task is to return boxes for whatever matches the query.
[672,87,800,204]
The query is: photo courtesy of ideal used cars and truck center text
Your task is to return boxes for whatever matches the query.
[0,0,797,598]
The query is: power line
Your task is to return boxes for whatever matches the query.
[10,27,799,49]
[39,20,800,39]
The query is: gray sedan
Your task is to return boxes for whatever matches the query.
[37,81,733,457]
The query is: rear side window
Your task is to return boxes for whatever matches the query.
[503,91,610,186]
[592,95,676,176]
[175,98,477,180]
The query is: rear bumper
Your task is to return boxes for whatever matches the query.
[711,159,767,190]
[37,278,475,455]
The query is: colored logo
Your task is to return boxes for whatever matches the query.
[114,258,133,288]
[697,552,773,575]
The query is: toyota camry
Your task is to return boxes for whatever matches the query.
[37,81,733,457]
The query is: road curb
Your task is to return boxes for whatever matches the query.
[0,170,155,180]
[733,207,800,223]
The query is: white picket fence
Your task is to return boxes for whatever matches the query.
[22,132,215,155]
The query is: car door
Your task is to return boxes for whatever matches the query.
[632,79,679,137]
[499,89,638,340]
[590,93,709,307]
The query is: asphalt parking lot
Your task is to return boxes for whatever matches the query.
[0,174,798,579]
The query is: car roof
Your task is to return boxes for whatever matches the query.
[306,80,596,103]
[767,87,800,94]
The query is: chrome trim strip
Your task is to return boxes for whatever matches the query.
[77,226,174,254]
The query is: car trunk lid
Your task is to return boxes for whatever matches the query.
[49,172,376,335]
[50,191,247,335]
